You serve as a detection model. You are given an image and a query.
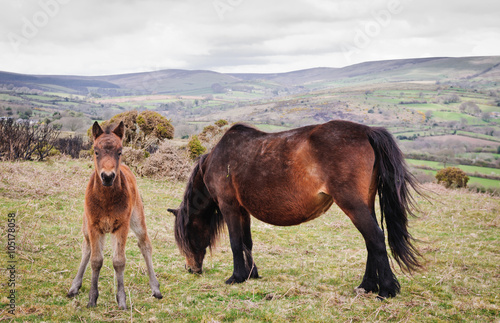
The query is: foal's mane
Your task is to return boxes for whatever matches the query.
[103,123,119,134]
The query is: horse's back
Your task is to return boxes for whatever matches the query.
[204,121,376,225]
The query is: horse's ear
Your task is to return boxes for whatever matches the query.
[113,121,125,140]
[92,121,103,140]
[167,208,178,217]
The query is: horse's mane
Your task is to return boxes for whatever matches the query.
[174,154,224,257]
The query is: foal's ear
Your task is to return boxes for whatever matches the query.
[167,208,178,217]
[113,121,125,140]
[92,121,104,140]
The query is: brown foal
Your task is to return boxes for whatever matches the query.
[67,121,162,309]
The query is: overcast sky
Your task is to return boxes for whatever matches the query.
[1,0,499,76]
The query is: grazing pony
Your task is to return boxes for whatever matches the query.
[169,120,422,299]
[68,121,162,309]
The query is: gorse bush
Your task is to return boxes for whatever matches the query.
[436,167,469,188]
[88,111,174,149]
[188,135,206,160]
[215,119,229,127]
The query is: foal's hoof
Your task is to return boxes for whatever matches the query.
[67,290,78,298]
[86,302,97,308]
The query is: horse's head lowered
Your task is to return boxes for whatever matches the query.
[92,121,125,187]
[168,155,224,274]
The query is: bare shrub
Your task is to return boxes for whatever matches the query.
[0,119,59,161]
[55,135,90,158]
[198,120,229,151]
[411,169,436,184]
[121,147,147,173]
[139,141,192,181]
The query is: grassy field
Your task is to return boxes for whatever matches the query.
[0,159,499,322]
[407,159,500,177]
[407,159,500,190]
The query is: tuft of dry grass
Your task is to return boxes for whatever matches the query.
[0,158,92,199]
[0,161,499,322]
[138,141,192,182]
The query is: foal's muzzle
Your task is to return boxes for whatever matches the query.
[100,172,116,186]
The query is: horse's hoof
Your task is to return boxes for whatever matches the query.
[225,275,245,284]
[153,291,163,299]
[377,289,397,300]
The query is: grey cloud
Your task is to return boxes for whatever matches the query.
[0,0,499,75]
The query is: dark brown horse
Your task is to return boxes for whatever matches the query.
[168,120,422,299]
[68,121,162,309]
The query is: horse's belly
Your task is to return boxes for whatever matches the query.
[246,192,334,226]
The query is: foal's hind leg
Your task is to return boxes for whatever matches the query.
[130,208,162,299]
[335,197,399,299]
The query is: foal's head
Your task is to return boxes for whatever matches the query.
[92,121,125,187]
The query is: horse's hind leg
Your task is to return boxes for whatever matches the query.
[356,211,380,294]
[220,202,255,284]
[130,208,162,299]
[68,217,91,298]
[334,196,399,299]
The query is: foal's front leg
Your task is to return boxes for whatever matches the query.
[88,229,105,308]
[112,226,129,310]
[68,218,91,298]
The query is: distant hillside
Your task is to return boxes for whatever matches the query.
[1,56,499,95]
[0,71,119,93]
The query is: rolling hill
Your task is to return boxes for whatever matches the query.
[1,56,499,95]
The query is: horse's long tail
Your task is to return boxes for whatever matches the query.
[368,127,422,272]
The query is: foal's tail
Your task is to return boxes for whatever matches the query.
[368,127,422,272]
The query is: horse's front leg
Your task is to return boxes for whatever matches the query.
[87,228,105,308]
[220,203,250,284]
[112,226,129,310]
[241,209,259,279]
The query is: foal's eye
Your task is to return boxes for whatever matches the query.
[95,151,99,156]
[118,151,122,156]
